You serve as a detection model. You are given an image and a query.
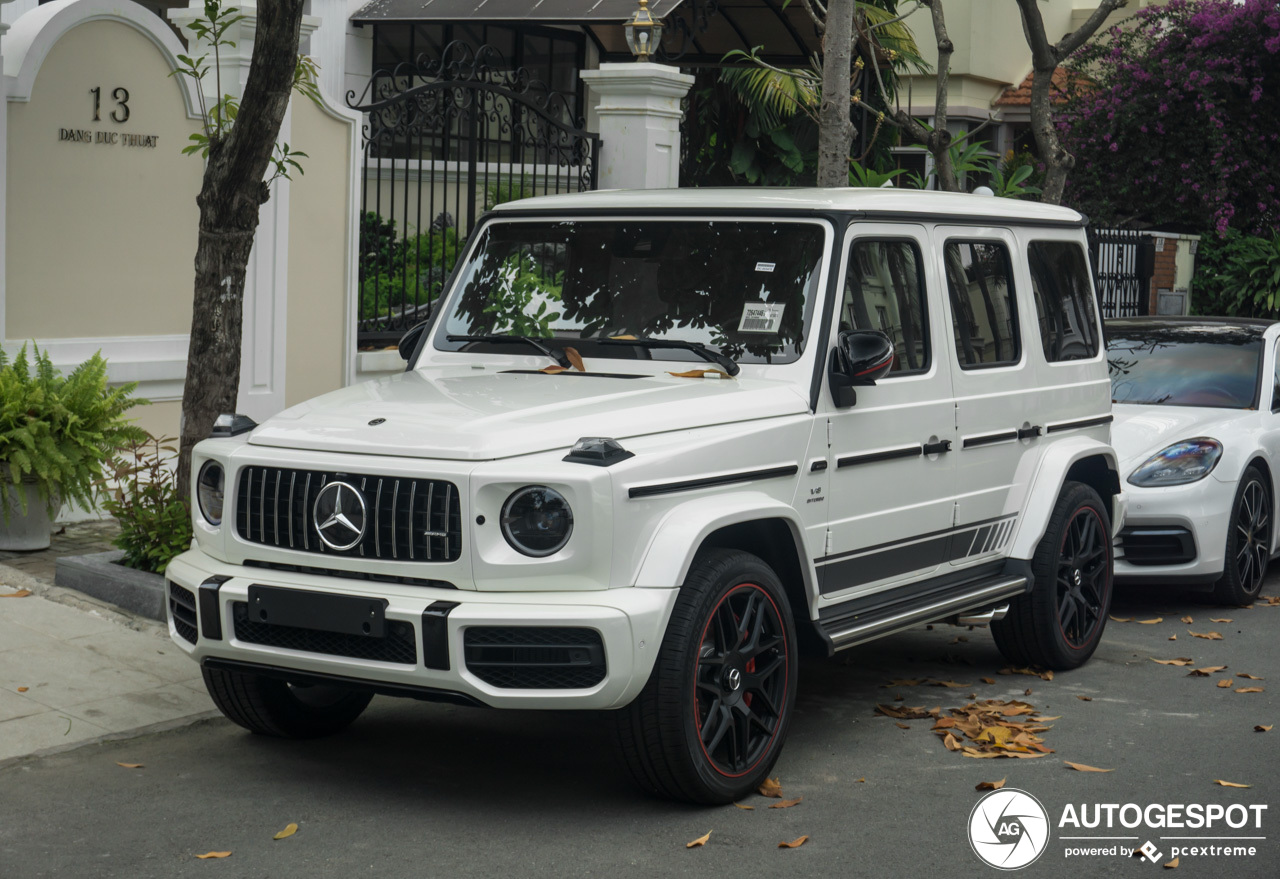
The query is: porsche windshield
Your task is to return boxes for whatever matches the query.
[1107,322,1263,408]
[436,219,827,366]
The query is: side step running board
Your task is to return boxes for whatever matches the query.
[820,577,1027,652]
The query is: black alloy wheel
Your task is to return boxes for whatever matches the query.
[1055,506,1109,649]
[1214,467,1272,605]
[693,583,789,776]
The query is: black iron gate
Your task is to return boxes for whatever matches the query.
[1087,228,1156,318]
[347,44,601,346]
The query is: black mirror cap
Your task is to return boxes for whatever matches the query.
[839,330,895,383]
[398,319,430,362]
[210,413,257,438]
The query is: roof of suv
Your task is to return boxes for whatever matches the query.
[493,187,1086,225]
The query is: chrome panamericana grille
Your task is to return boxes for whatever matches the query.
[235,466,461,563]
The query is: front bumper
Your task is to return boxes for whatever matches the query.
[1113,477,1235,584]
[164,547,678,710]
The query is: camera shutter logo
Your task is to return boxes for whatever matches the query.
[312,481,367,551]
[968,788,1051,870]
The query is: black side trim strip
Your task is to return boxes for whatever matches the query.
[201,658,486,708]
[1046,414,1114,434]
[198,576,230,641]
[837,445,922,468]
[963,431,1019,449]
[817,512,1014,565]
[627,465,800,499]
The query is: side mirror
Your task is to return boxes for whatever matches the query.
[398,320,429,363]
[828,330,894,408]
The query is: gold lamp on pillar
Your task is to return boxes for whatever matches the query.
[623,0,664,61]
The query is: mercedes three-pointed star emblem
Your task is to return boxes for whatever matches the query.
[312,481,367,551]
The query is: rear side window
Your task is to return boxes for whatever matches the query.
[944,241,1019,368]
[841,239,929,375]
[1028,241,1100,361]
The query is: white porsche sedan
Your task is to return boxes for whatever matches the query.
[1109,317,1280,604]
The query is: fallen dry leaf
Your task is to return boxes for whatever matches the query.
[1238,673,1264,680]
[1153,658,1195,666]
[1209,618,1233,623]
[17,686,28,692]
[539,365,567,374]
[0,589,32,598]
[927,679,969,688]
[895,722,911,730]
[667,368,733,380]
[1214,780,1251,788]
[944,732,963,751]
[883,679,921,687]
[195,852,232,860]
[116,762,144,769]
[875,704,933,720]
[856,777,865,783]
[1109,615,1134,622]
[770,797,803,810]
[1255,725,1273,732]
[1189,631,1224,640]
[1024,688,1033,696]
[1169,635,1178,641]
[998,667,1053,680]
[1137,617,1164,625]
[981,677,995,685]
[975,778,1006,791]
[1218,679,1233,688]
[758,777,783,798]
[778,836,809,849]
[1076,695,1093,702]
[733,802,754,810]
[564,347,586,372]
[1065,761,1113,773]
[1164,856,1180,869]
[1181,616,1194,624]
[686,831,712,848]
[1189,665,1228,677]
[273,823,298,840]
[1236,687,1265,694]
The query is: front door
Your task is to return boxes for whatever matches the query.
[818,224,958,600]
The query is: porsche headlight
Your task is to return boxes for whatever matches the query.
[197,461,225,525]
[1128,438,1222,487]
[500,486,573,557]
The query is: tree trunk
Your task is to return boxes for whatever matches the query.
[817,0,856,187]
[177,1,306,502]
[1015,0,1126,204]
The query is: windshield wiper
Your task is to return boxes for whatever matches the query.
[599,337,740,376]
[447,334,570,369]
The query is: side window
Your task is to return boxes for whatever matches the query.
[944,241,1020,368]
[841,239,929,375]
[1272,342,1280,411]
[1028,241,1101,361]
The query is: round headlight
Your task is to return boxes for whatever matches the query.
[1128,438,1222,487]
[197,461,225,526]
[500,486,573,557]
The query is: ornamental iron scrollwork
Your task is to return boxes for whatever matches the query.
[347,43,601,345]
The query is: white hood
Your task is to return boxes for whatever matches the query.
[247,367,808,461]
[1112,403,1252,472]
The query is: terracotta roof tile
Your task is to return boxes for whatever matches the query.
[995,67,1091,107]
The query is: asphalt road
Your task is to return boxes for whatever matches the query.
[2,579,1278,879]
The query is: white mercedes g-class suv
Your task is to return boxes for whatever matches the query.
[168,188,1124,804]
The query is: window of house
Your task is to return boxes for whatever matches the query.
[841,239,930,375]
[1027,241,1100,362]
[944,241,1020,368]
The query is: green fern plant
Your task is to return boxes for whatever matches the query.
[0,344,147,521]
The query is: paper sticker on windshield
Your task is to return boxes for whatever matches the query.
[755,261,776,272]
[738,302,785,334]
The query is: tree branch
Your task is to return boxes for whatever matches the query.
[1056,0,1128,58]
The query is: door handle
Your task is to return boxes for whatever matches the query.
[922,439,952,455]
[1017,425,1043,440]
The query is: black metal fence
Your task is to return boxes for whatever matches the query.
[1087,228,1156,318]
[347,43,601,347]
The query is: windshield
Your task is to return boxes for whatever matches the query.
[1107,324,1262,408]
[435,219,827,366]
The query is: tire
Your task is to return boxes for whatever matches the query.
[1212,466,1272,605]
[613,548,798,804]
[992,482,1114,670]
[202,665,373,739]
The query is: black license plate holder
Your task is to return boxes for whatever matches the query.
[247,585,387,638]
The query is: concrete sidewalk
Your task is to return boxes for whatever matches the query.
[0,543,217,767]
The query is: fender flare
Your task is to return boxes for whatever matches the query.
[631,491,815,594]
[1008,436,1122,559]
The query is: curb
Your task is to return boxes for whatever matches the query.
[54,551,165,622]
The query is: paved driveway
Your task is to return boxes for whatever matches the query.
[2,581,1277,878]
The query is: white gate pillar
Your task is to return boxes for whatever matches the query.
[580,62,693,190]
